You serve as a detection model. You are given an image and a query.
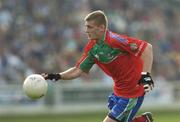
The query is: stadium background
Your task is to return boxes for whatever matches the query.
[0,0,179,122]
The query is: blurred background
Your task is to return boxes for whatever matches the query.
[0,0,179,122]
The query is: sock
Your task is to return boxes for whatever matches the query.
[132,115,147,122]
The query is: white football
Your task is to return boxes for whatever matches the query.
[23,74,48,99]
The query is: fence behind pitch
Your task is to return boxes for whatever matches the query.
[0,80,180,115]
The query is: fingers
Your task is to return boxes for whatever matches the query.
[144,84,151,92]
[41,73,48,80]
[40,73,60,81]
[150,84,154,89]
[144,84,154,92]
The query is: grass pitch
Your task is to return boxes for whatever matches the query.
[0,110,180,122]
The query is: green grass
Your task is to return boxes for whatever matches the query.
[152,111,180,122]
[0,110,180,122]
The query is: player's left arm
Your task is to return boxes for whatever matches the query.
[118,35,154,92]
[140,43,154,92]
[141,43,153,73]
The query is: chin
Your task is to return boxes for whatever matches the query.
[87,35,98,40]
[87,37,93,40]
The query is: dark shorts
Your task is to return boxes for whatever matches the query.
[107,93,144,122]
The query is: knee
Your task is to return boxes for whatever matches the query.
[103,116,117,122]
[103,116,109,122]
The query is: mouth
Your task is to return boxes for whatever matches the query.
[87,34,91,39]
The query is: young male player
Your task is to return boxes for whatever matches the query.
[42,10,154,122]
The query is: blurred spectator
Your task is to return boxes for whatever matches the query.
[0,0,179,85]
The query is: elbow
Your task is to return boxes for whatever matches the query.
[141,43,153,60]
[147,43,153,52]
[145,43,153,56]
[74,67,84,78]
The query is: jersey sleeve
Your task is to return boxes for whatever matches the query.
[124,35,147,57]
[75,41,96,73]
[109,32,147,57]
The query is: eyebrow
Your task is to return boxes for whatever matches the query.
[86,25,93,28]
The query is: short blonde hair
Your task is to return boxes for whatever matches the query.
[84,10,108,28]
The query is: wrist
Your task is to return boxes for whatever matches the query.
[59,73,62,79]
[141,72,150,75]
[56,73,62,80]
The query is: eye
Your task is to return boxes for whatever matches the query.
[87,25,93,29]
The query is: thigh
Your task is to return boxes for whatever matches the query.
[107,95,144,122]
[126,95,144,121]
[108,93,117,110]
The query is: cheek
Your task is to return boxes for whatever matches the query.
[92,28,99,34]
[91,31,98,37]
[88,29,96,36]
[94,29,101,36]
[87,28,100,37]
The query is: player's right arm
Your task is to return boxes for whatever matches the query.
[59,67,84,80]
[41,67,84,81]
[42,41,96,81]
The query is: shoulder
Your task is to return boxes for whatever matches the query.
[83,40,96,53]
[105,31,129,48]
[109,31,128,44]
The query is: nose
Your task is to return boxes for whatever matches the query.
[85,31,90,35]
[85,28,89,33]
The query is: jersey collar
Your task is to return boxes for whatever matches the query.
[96,30,109,45]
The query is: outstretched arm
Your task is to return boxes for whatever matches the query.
[60,67,84,80]
[42,67,84,81]
[42,40,95,81]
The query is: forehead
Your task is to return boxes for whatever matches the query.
[85,20,97,27]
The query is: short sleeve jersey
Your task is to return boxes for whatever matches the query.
[76,31,147,98]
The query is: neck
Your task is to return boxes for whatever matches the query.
[96,30,106,43]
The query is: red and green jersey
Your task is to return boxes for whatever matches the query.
[76,30,147,98]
